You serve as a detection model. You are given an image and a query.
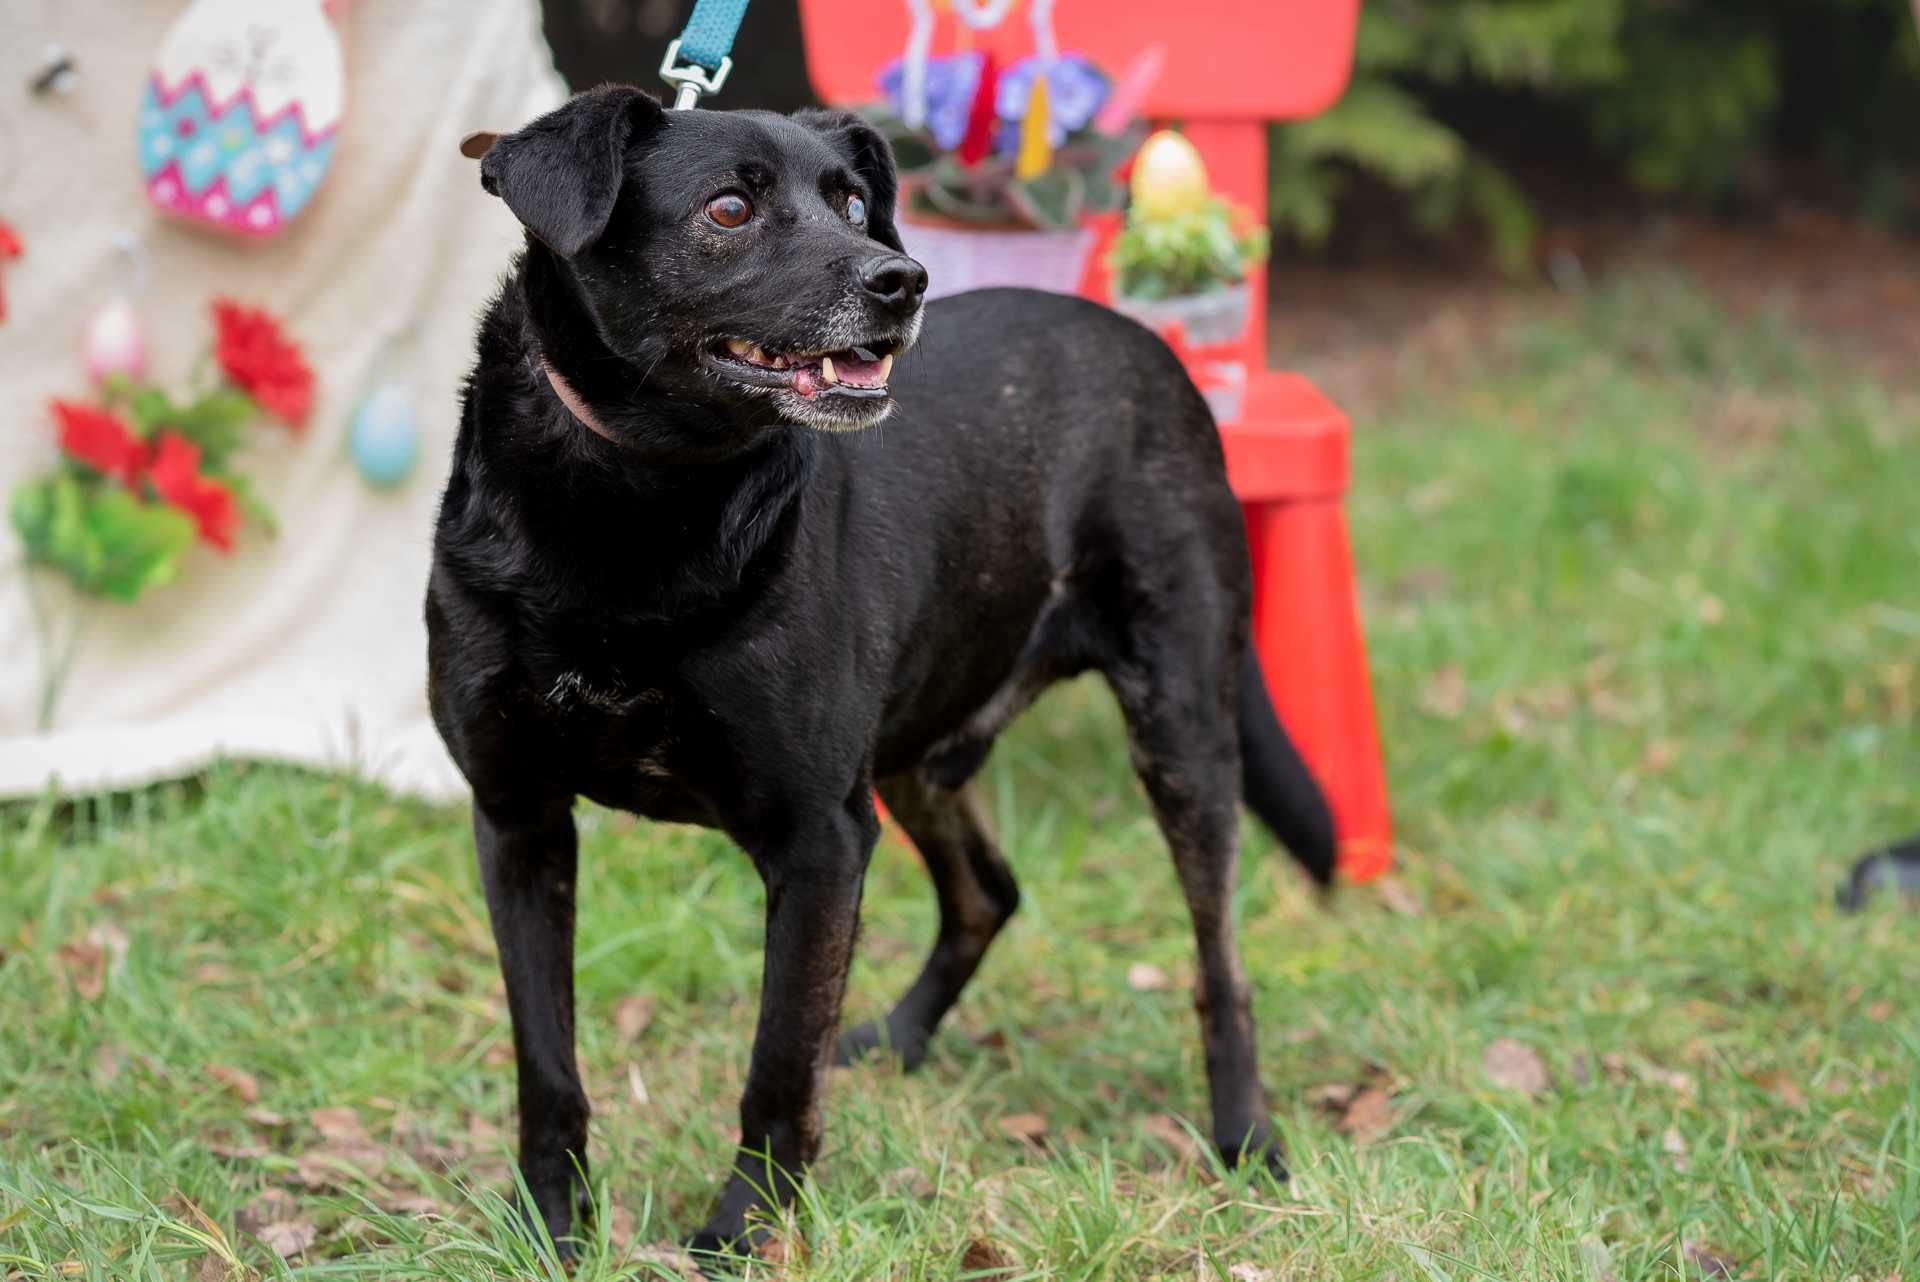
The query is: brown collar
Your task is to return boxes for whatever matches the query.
[541,359,618,442]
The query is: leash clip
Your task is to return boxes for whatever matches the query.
[658,39,732,110]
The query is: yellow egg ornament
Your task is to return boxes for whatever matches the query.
[1129,130,1211,221]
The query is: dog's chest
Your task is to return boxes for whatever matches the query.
[524,643,742,825]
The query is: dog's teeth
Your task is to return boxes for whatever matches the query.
[878,353,894,384]
[725,338,751,357]
[770,354,788,369]
[820,355,837,385]
[749,345,769,365]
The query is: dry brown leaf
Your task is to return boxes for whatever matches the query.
[633,1243,705,1277]
[627,1062,651,1106]
[1662,1126,1690,1171]
[1308,1081,1359,1112]
[1696,595,1725,625]
[1338,1088,1393,1143]
[959,1238,1014,1274]
[1420,665,1468,719]
[310,1106,368,1144]
[195,1253,257,1282]
[206,1135,268,1160]
[1139,1112,1203,1162]
[255,1219,317,1259]
[1752,1070,1807,1112]
[1483,1038,1551,1095]
[244,1107,288,1128]
[1374,877,1424,917]
[996,1112,1049,1146]
[91,1043,127,1089]
[1228,1266,1276,1282]
[1683,1240,1739,1277]
[606,1202,637,1244]
[1640,738,1680,775]
[293,1141,386,1189]
[614,993,655,1043]
[195,962,237,986]
[880,1166,938,1199]
[1126,962,1171,993]
[1868,999,1893,1023]
[207,1065,260,1104]
[57,923,129,1001]
[377,1186,439,1216]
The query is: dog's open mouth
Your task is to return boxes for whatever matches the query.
[705,337,898,402]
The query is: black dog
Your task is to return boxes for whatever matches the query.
[427,85,1335,1256]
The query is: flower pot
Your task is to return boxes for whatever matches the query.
[1110,280,1253,348]
[899,216,1098,300]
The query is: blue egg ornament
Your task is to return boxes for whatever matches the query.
[349,383,419,488]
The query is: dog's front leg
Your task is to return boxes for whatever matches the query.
[690,796,879,1257]
[473,797,591,1255]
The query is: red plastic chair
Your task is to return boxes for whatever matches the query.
[797,0,1391,880]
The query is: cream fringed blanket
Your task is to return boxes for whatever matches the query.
[0,0,565,800]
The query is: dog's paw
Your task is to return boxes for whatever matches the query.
[684,1218,774,1271]
[1215,1126,1289,1183]
[833,1018,929,1071]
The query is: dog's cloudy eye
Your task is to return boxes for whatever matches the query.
[845,194,866,226]
[705,193,753,229]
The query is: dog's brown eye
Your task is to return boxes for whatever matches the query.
[705,192,753,228]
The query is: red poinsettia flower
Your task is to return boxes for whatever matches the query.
[53,399,146,487]
[145,432,238,552]
[211,298,313,428]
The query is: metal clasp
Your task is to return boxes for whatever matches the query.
[658,39,732,110]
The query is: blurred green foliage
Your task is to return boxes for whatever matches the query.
[1271,0,1920,269]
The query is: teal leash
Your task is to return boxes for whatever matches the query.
[659,0,753,109]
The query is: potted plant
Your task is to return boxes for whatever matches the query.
[869,52,1143,297]
[1108,130,1269,348]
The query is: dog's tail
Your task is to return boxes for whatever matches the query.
[1238,643,1337,886]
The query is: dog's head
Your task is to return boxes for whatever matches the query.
[476,86,926,434]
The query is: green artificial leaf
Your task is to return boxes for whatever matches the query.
[84,489,195,602]
[886,130,939,175]
[1110,197,1266,298]
[170,388,257,469]
[10,477,56,557]
[1007,167,1085,231]
[125,386,182,440]
[12,473,192,601]
[220,471,278,538]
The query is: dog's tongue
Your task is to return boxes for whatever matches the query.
[834,350,889,389]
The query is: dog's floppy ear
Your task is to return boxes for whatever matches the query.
[480,85,666,258]
[794,109,904,252]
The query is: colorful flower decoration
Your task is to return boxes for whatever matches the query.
[212,297,315,427]
[15,298,307,592]
[53,400,148,489]
[145,432,239,551]
[994,55,1110,151]
[878,54,984,153]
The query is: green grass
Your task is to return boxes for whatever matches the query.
[3,275,1918,1280]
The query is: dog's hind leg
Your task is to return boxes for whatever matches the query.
[473,796,594,1255]
[1107,641,1286,1179]
[835,772,1019,1069]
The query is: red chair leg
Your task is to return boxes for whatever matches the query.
[1244,497,1393,881]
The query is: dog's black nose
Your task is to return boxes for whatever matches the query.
[860,254,928,311]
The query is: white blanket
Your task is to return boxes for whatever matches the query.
[0,0,566,800]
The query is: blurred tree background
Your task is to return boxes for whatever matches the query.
[538,0,1920,270]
